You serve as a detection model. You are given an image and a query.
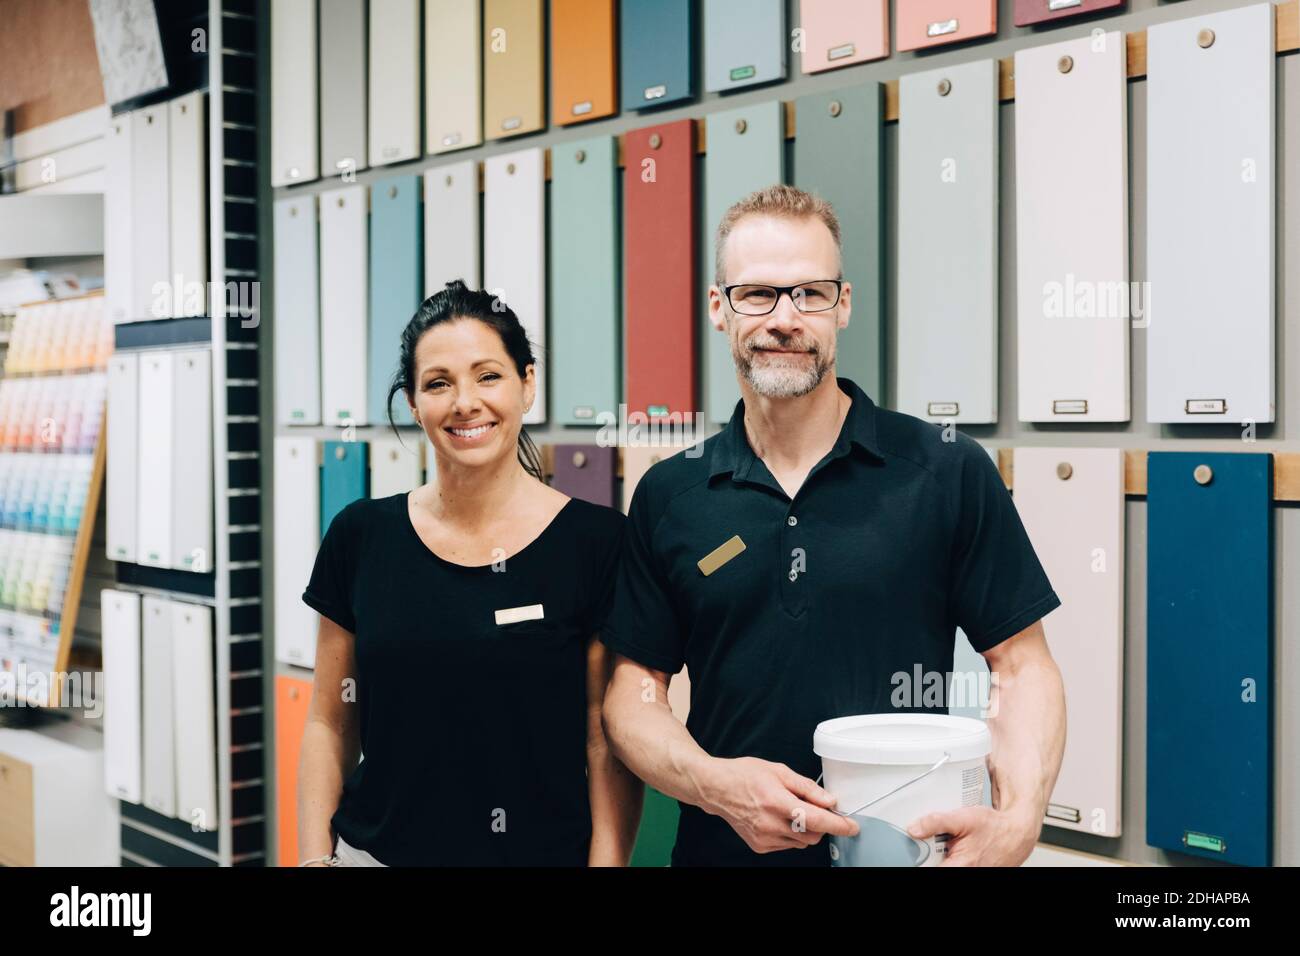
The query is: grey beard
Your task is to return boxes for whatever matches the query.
[735,343,833,399]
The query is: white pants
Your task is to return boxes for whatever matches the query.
[335,835,387,867]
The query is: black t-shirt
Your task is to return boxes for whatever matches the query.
[601,378,1061,867]
[302,492,626,866]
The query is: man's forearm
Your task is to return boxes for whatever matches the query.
[602,680,722,813]
[985,652,1066,828]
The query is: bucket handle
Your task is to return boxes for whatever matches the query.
[818,751,952,818]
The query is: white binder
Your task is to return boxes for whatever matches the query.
[319,185,370,426]
[270,0,319,186]
[141,595,176,818]
[170,349,213,572]
[425,0,482,155]
[424,159,481,294]
[170,600,217,831]
[369,0,422,167]
[369,435,424,498]
[105,114,135,323]
[131,106,171,321]
[898,59,999,425]
[136,351,174,568]
[100,589,142,804]
[274,437,321,669]
[106,352,139,563]
[1014,33,1130,423]
[1146,4,1275,424]
[273,197,322,425]
[168,92,207,315]
[483,149,545,424]
[1013,447,1125,837]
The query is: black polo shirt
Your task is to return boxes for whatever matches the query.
[601,377,1061,867]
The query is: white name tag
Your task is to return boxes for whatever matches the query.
[495,604,545,626]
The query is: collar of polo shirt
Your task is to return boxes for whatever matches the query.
[708,377,887,483]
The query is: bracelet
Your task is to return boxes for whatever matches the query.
[298,853,340,867]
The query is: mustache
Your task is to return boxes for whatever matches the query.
[745,337,819,354]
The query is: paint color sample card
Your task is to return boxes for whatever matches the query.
[704,102,784,423]
[551,0,618,125]
[897,60,999,424]
[105,116,134,322]
[321,441,369,534]
[275,676,313,866]
[704,0,786,92]
[551,137,619,425]
[484,149,546,423]
[897,0,996,52]
[621,0,694,109]
[106,352,138,562]
[320,0,368,176]
[171,600,217,831]
[136,351,173,568]
[1146,4,1274,424]
[1014,448,1124,837]
[794,84,883,400]
[551,445,618,508]
[1015,0,1124,28]
[271,0,318,186]
[101,589,142,804]
[170,349,213,572]
[1015,33,1129,422]
[273,196,321,425]
[799,0,888,74]
[368,175,423,426]
[369,435,424,498]
[274,437,321,668]
[319,185,369,426]
[424,160,481,294]
[131,105,169,321]
[141,595,176,818]
[1147,452,1272,867]
[369,0,421,167]
[426,0,482,154]
[624,120,697,423]
[483,0,545,139]
[168,92,207,312]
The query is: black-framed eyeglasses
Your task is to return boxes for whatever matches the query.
[723,280,843,316]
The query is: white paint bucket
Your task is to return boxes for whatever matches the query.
[813,714,991,867]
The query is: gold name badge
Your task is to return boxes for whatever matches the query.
[697,536,746,577]
[495,604,545,626]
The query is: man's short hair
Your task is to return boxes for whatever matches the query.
[714,184,843,288]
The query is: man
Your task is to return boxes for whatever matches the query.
[601,184,1067,867]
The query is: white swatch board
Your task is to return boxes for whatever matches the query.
[1013,447,1125,837]
[369,0,422,167]
[270,0,319,186]
[101,589,142,804]
[424,159,481,294]
[1146,3,1274,424]
[168,92,207,314]
[897,59,999,425]
[483,149,546,424]
[426,0,482,154]
[273,196,322,426]
[319,185,370,426]
[274,437,321,669]
[106,352,139,563]
[171,600,217,831]
[1015,33,1129,423]
[141,595,176,818]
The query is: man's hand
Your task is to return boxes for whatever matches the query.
[698,756,860,854]
[907,805,1040,866]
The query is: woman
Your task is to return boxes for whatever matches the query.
[296,281,642,866]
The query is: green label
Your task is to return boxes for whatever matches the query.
[648,404,669,418]
[1185,831,1226,853]
[730,65,756,82]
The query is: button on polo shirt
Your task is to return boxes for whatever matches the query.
[601,377,1061,867]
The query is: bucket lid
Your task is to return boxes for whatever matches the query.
[813,714,991,765]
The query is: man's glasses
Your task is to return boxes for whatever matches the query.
[723,280,844,317]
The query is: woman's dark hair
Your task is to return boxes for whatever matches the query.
[387,279,544,482]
